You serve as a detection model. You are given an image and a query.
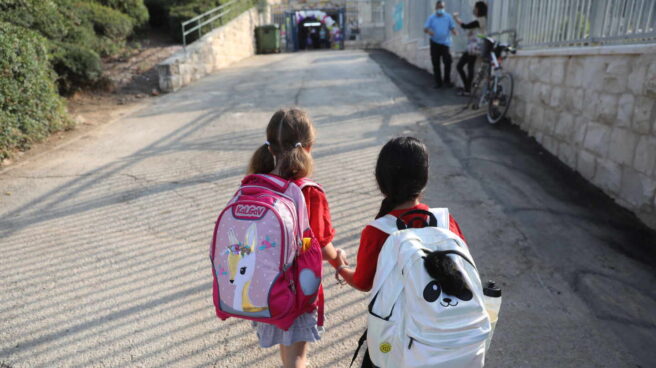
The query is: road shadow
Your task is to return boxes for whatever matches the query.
[366,48,656,267]
[366,48,656,367]
[0,50,402,368]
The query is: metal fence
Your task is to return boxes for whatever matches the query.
[181,0,256,46]
[489,0,656,48]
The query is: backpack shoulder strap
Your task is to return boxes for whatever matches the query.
[242,174,291,192]
[429,207,450,230]
[368,208,449,234]
[368,215,398,235]
[295,178,324,192]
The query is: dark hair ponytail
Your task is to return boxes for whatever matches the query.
[375,137,429,218]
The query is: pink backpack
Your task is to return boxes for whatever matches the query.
[210,174,323,330]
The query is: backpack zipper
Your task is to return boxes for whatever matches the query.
[408,336,415,350]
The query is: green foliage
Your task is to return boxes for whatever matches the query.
[0,22,71,159]
[168,0,222,42]
[50,42,103,94]
[0,0,148,94]
[78,2,134,40]
[91,0,150,27]
[0,0,69,40]
[144,0,255,42]
[74,1,135,55]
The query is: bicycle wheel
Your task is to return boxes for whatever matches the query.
[486,72,514,124]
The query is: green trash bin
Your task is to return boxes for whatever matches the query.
[256,24,280,54]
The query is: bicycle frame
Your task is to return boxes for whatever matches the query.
[468,30,519,120]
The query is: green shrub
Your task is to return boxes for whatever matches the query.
[75,2,134,42]
[0,0,138,92]
[91,0,149,27]
[50,42,103,94]
[0,22,71,159]
[0,0,70,40]
[67,1,135,56]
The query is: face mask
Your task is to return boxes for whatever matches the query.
[436,9,445,15]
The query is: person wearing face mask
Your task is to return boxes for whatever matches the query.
[424,1,457,89]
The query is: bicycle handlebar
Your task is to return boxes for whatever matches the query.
[484,29,520,49]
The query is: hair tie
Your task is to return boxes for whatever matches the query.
[295,142,303,148]
[265,141,270,146]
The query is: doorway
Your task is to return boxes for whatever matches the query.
[282,8,346,52]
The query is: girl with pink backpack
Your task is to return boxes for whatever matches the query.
[209,108,347,368]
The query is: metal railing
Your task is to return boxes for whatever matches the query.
[489,0,656,49]
[181,0,255,47]
[487,28,520,47]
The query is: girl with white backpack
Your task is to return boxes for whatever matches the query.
[338,137,495,367]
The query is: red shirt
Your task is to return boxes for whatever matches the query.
[301,184,335,248]
[352,203,467,291]
[265,174,335,247]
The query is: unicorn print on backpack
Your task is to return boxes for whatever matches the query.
[227,224,268,313]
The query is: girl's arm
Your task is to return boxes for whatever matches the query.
[334,226,386,292]
[322,242,347,268]
[460,20,480,29]
[338,267,369,291]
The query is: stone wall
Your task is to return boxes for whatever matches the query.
[502,45,656,228]
[381,38,656,229]
[157,8,259,92]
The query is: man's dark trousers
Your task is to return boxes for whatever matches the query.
[430,40,452,86]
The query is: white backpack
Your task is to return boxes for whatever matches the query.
[365,208,491,368]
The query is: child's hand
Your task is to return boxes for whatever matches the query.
[336,248,349,266]
[323,243,349,269]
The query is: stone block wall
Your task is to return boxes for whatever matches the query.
[381,37,656,229]
[503,45,656,228]
[158,8,259,92]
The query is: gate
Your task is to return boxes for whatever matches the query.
[271,8,346,52]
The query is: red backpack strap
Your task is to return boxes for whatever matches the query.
[294,178,323,192]
[317,285,325,327]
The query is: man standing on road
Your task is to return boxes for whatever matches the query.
[424,1,457,89]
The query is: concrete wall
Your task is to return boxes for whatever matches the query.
[382,35,656,229]
[503,45,656,228]
[157,7,259,92]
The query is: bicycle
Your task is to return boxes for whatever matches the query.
[467,31,518,124]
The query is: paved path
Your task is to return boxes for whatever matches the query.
[1,50,655,368]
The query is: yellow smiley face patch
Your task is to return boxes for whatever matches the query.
[379,342,392,353]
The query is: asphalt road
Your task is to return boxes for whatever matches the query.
[1,49,655,368]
